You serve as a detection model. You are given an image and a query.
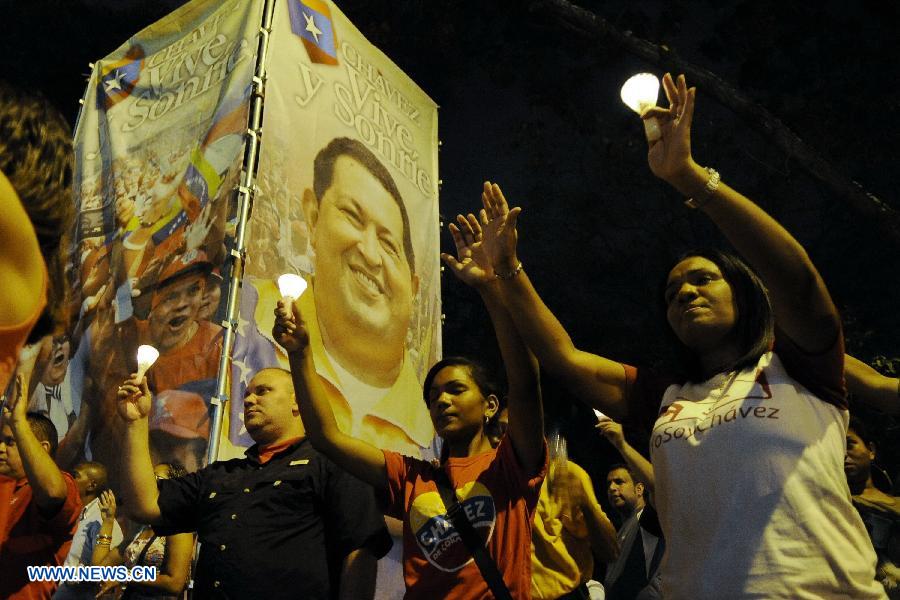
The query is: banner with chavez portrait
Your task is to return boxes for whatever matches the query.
[66,0,440,483]
[232,5,440,597]
[231,0,441,461]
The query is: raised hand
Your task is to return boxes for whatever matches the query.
[596,417,626,449]
[440,213,495,288]
[115,373,151,423]
[642,73,697,187]
[98,489,117,521]
[1,375,28,428]
[272,300,310,354]
[479,181,522,274]
[184,206,214,252]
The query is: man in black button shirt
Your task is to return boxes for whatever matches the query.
[114,367,391,599]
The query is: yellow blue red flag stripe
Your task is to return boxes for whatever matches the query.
[288,0,339,65]
[97,46,145,109]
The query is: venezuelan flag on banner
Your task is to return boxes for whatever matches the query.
[288,0,339,65]
[96,46,145,109]
[179,86,252,220]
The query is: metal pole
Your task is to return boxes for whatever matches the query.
[206,0,276,465]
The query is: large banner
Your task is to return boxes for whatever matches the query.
[230,0,440,459]
[66,0,262,476]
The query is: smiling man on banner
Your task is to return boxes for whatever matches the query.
[299,137,432,453]
[245,137,433,457]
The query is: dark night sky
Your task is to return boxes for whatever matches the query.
[3,0,899,478]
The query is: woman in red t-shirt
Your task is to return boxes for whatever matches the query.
[273,183,546,599]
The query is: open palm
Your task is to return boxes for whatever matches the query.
[644,73,695,182]
[99,489,117,520]
[480,181,521,272]
[441,213,494,287]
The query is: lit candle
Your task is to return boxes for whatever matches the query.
[620,73,661,141]
[136,345,160,380]
[277,274,307,301]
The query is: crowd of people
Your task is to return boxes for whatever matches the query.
[1,70,899,600]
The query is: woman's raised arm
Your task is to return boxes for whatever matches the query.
[644,73,840,353]
[442,202,544,473]
[478,182,632,420]
[274,301,389,490]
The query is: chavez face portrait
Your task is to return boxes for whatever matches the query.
[302,153,419,386]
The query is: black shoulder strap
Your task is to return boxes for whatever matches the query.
[133,530,159,569]
[122,531,159,600]
[433,468,513,600]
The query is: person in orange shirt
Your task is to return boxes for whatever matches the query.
[274,182,547,599]
[0,81,74,394]
[137,252,222,393]
[84,251,222,475]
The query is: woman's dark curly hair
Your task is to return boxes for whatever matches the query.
[0,81,75,342]
[158,462,188,480]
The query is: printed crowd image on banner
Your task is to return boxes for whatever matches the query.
[230,0,441,462]
[66,0,263,477]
